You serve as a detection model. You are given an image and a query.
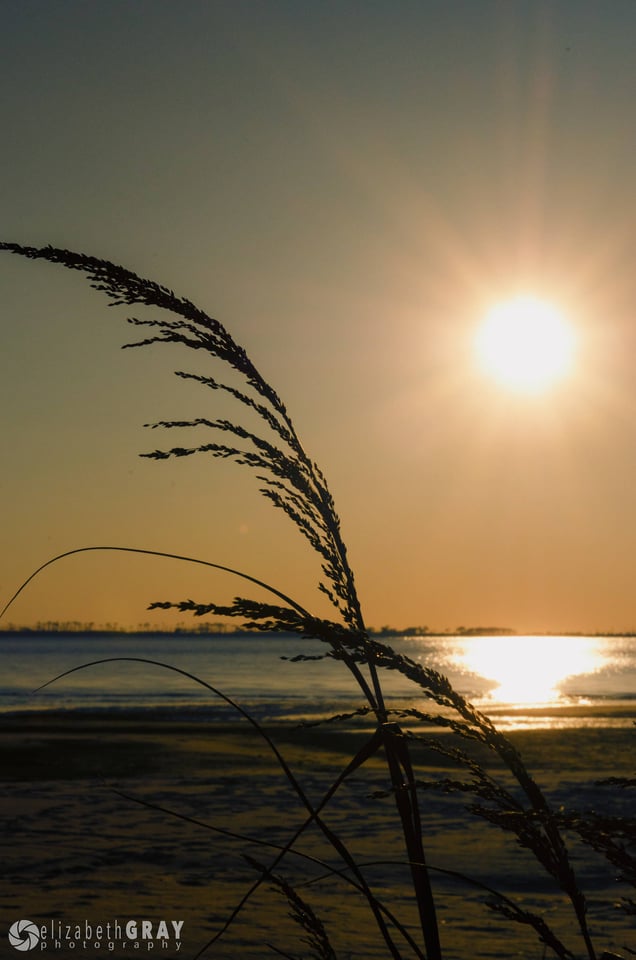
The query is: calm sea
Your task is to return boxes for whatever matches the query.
[0,632,634,730]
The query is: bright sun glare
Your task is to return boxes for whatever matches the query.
[475,296,576,393]
[455,636,602,705]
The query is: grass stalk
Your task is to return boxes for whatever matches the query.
[2,241,633,959]
[34,657,409,959]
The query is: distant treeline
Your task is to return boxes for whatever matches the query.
[0,620,515,637]
[2,621,633,638]
[373,624,516,637]
[0,621,235,636]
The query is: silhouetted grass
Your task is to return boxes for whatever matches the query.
[1,241,634,959]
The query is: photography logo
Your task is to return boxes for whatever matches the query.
[8,918,185,953]
[8,921,40,952]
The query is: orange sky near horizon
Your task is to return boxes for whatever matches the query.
[3,2,636,635]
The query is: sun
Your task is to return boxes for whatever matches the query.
[475,296,576,393]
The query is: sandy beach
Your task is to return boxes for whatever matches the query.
[2,711,634,959]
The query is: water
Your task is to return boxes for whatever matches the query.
[1,632,634,729]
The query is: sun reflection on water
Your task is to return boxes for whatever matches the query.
[452,635,605,705]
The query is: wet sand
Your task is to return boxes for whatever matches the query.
[1,712,634,959]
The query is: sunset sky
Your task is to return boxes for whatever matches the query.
[3,1,636,634]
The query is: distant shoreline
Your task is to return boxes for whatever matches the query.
[1,627,636,638]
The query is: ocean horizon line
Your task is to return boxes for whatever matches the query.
[2,625,636,638]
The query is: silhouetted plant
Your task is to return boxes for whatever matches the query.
[1,242,633,959]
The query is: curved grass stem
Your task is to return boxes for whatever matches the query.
[34,657,407,959]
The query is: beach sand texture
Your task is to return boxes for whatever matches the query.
[2,714,634,959]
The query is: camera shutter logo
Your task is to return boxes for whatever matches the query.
[8,921,40,952]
